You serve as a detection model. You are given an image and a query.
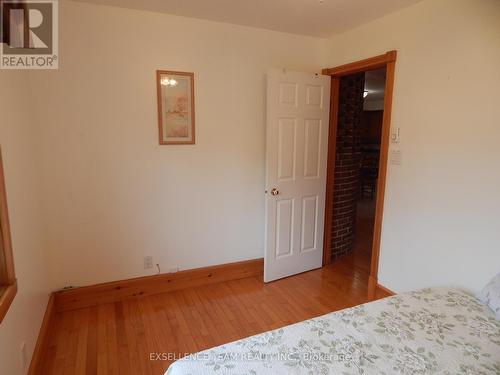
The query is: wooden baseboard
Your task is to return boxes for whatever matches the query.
[367,275,396,301]
[375,283,395,299]
[28,293,55,375]
[54,258,264,312]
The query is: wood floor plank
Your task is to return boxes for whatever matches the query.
[122,300,151,375]
[62,310,82,375]
[74,309,90,375]
[102,303,120,375]
[40,258,382,374]
[114,301,132,375]
[95,305,108,375]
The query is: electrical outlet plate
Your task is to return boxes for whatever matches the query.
[144,256,153,269]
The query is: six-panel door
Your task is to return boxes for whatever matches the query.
[265,69,331,282]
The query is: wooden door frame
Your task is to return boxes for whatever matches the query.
[321,50,397,299]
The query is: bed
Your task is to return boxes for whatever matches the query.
[166,287,500,374]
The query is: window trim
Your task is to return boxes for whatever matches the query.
[0,148,16,324]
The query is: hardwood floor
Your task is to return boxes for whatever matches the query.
[334,197,376,274]
[41,258,380,375]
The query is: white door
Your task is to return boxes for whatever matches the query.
[264,69,331,282]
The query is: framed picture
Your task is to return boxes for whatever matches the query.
[156,70,195,145]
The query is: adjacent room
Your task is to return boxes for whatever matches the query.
[328,68,386,277]
[0,0,499,374]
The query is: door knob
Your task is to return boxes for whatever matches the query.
[270,188,279,196]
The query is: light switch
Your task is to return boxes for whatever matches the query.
[391,127,400,144]
[390,150,402,165]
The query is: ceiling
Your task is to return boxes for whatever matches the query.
[74,0,422,37]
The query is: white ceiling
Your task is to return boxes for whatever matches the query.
[73,0,422,37]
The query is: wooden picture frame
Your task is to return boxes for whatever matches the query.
[156,70,195,145]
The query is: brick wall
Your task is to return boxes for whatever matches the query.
[330,73,365,259]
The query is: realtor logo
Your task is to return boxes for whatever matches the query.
[0,0,58,69]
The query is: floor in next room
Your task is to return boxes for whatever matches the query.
[336,196,376,275]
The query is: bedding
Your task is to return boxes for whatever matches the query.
[477,272,500,319]
[166,287,500,375]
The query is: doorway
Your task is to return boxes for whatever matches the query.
[321,51,397,299]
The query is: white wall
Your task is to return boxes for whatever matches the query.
[0,72,50,374]
[325,0,500,293]
[30,1,325,288]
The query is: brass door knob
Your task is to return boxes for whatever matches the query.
[270,188,279,196]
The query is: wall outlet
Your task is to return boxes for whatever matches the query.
[20,341,27,369]
[144,256,153,269]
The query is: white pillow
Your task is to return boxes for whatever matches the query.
[477,272,500,319]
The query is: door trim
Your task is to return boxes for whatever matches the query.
[321,50,397,299]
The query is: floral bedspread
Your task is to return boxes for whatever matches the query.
[166,288,500,374]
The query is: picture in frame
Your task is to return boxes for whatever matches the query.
[156,70,195,145]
